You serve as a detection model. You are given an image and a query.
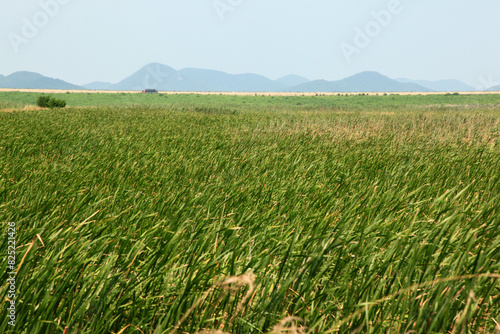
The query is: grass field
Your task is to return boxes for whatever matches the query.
[1,92,500,333]
[1,90,500,110]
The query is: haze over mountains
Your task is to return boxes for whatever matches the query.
[1,63,498,92]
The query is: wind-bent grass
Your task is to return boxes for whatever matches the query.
[0,100,499,333]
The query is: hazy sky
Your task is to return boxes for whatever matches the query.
[1,0,499,88]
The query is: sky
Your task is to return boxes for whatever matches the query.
[1,0,499,89]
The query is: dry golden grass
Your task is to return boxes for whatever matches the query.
[0,104,47,112]
[1,88,499,96]
[170,272,256,334]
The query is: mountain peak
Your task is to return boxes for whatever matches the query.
[140,63,177,72]
[343,71,391,82]
[356,70,385,76]
[0,71,82,90]
[7,71,44,81]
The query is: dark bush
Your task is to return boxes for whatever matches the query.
[36,95,50,108]
[47,98,66,108]
[36,95,66,108]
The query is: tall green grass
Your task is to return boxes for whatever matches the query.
[1,103,499,333]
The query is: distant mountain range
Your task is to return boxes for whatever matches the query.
[289,71,432,93]
[0,64,496,92]
[396,78,475,92]
[87,64,432,92]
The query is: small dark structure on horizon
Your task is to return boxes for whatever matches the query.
[142,89,158,94]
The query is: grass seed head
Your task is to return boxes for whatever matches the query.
[270,317,307,334]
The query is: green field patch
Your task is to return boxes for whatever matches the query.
[0,97,499,333]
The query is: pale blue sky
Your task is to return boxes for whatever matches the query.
[1,0,499,88]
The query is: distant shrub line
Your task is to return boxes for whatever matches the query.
[36,95,66,108]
